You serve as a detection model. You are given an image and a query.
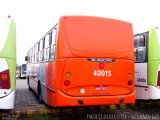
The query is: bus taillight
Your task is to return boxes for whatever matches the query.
[157,71,160,86]
[65,72,71,79]
[128,73,133,86]
[1,73,8,80]
[99,63,105,69]
[128,73,132,78]
[0,70,10,89]
[64,80,70,86]
[128,80,132,86]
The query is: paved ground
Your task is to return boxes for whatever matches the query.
[15,79,48,112]
[1,79,160,120]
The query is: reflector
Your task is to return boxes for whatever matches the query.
[64,80,70,86]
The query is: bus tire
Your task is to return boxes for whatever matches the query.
[19,73,21,79]
[27,76,31,91]
[38,82,43,103]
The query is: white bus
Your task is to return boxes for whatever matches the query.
[135,28,160,100]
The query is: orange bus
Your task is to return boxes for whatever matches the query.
[25,16,135,107]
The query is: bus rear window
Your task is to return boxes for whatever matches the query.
[134,33,148,62]
[134,35,145,48]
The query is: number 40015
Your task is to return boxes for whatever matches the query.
[93,70,112,77]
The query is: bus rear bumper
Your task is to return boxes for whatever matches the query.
[149,85,160,99]
[136,85,160,100]
[53,90,135,107]
[136,86,149,100]
[0,91,15,109]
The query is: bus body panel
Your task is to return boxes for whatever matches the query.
[148,29,160,100]
[28,64,38,93]
[52,90,135,107]
[57,16,134,60]
[0,91,15,109]
[149,85,160,99]
[0,58,8,74]
[135,63,148,87]
[40,63,48,103]
[148,29,160,86]
[46,62,56,89]
[0,59,11,98]
[61,58,134,97]
[47,60,66,105]
[0,19,16,61]
[136,86,149,100]
[28,63,48,103]
[6,58,16,91]
[0,17,11,52]
[64,18,131,54]
[148,61,160,85]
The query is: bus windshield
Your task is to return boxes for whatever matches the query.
[21,64,26,71]
[22,66,26,71]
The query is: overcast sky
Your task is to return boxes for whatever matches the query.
[0,0,160,64]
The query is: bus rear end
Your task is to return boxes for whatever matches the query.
[54,16,135,106]
[0,16,16,109]
[135,28,160,100]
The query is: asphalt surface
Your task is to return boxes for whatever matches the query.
[0,79,160,120]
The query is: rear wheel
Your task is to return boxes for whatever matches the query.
[19,73,21,79]
[27,76,31,91]
[38,82,43,103]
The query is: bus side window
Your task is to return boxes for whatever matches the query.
[34,46,36,63]
[45,34,49,61]
[33,46,35,63]
[29,50,31,64]
[42,38,45,62]
[30,48,32,64]
[36,42,40,63]
[39,40,43,62]
[49,27,57,61]
[28,51,30,64]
